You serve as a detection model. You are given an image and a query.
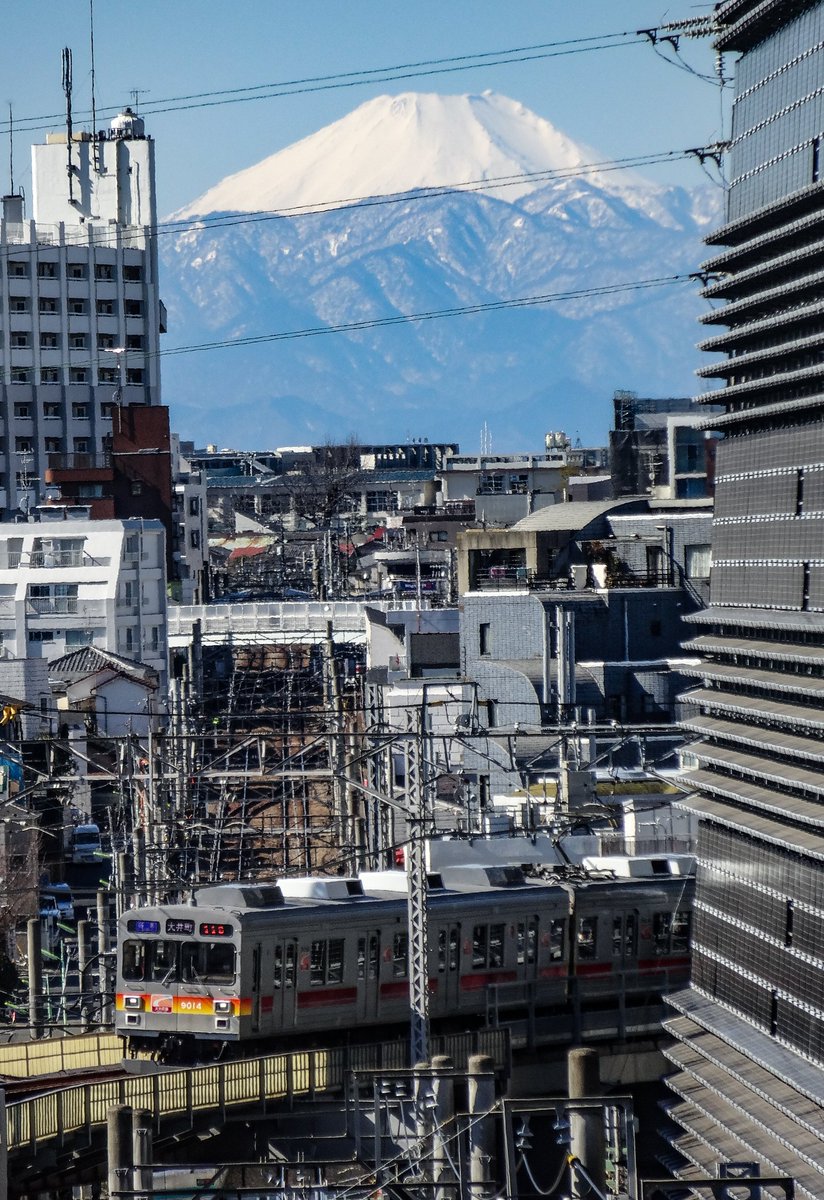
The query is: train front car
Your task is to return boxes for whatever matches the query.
[117,899,248,1057]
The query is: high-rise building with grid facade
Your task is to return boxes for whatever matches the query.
[0,107,163,514]
[663,3,824,1195]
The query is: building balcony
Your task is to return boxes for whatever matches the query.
[7,550,111,569]
[45,452,113,484]
[26,598,106,617]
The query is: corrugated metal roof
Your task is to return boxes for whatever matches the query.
[682,713,824,765]
[678,791,824,859]
[690,606,824,635]
[689,741,824,797]
[682,685,824,730]
[681,659,824,699]
[683,766,824,827]
[686,633,824,666]
[511,498,645,532]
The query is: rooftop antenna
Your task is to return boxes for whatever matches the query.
[61,47,74,204]
[89,0,99,171]
[7,102,13,195]
[480,421,492,456]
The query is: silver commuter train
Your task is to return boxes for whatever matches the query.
[115,865,693,1057]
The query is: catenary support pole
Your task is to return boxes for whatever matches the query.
[107,1105,133,1200]
[26,918,42,1040]
[77,918,92,1031]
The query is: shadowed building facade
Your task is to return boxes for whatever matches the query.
[664,3,824,1194]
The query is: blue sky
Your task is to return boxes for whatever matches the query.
[4,2,726,215]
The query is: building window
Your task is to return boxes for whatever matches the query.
[13,403,31,419]
[190,529,201,549]
[40,332,59,350]
[44,438,62,453]
[96,299,115,316]
[123,265,143,282]
[37,262,57,279]
[189,496,200,516]
[72,404,89,419]
[126,368,144,385]
[98,333,117,350]
[73,438,89,454]
[479,622,491,656]
[685,544,712,580]
[94,263,114,281]
[65,629,94,648]
[10,332,30,348]
[69,333,87,350]
[67,263,87,280]
[10,369,31,384]
[37,297,57,314]
[98,368,118,385]
[126,334,144,350]
[28,630,55,644]
[124,299,143,317]
[40,368,59,384]
[429,530,448,542]
[122,627,136,653]
[43,403,61,418]
[130,480,143,496]
[124,534,139,558]
[8,261,28,278]
[101,403,115,419]
[15,439,33,453]
[69,370,88,385]
[10,297,30,313]
[68,298,87,316]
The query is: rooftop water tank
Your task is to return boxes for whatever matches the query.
[110,107,145,139]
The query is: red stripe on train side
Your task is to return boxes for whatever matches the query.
[575,962,613,977]
[638,955,690,972]
[539,964,568,980]
[460,970,518,992]
[297,986,358,1009]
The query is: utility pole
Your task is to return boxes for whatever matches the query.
[405,698,431,1066]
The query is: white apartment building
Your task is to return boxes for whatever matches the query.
[0,515,167,686]
[0,107,163,512]
[171,436,208,605]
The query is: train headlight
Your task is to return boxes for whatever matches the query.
[213,1000,232,1014]
[124,995,144,1010]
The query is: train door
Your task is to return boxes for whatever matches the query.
[611,909,639,994]
[437,924,461,1013]
[357,930,381,1024]
[272,938,298,1031]
[251,944,262,1033]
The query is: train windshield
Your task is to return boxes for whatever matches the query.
[121,939,235,985]
[181,941,235,984]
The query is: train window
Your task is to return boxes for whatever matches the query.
[181,941,235,984]
[577,917,597,960]
[437,930,447,973]
[489,924,505,969]
[122,939,147,981]
[284,943,296,987]
[625,914,638,957]
[310,940,327,986]
[392,932,409,978]
[150,941,178,983]
[327,939,345,984]
[449,929,459,971]
[671,911,691,953]
[653,913,673,955]
[517,919,539,965]
[472,925,487,969]
[358,937,367,980]
[274,945,283,989]
[549,919,564,961]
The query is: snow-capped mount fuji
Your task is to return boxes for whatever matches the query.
[174,91,676,219]
[161,92,720,449]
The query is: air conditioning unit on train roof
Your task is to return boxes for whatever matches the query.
[277,877,365,901]
[194,882,284,908]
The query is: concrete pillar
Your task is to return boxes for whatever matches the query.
[97,889,113,1026]
[431,1055,456,1200]
[107,1105,133,1200]
[467,1054,495,1200]
[0,1085,8,1200]
[26,918,42,1039]
[77,918,92,1031]
[132,1108,153,1200]
[568,1047,606,1200]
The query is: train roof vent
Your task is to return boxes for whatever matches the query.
[277,877,365,901]
[440,864,527,890]
[195,883,284,909]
